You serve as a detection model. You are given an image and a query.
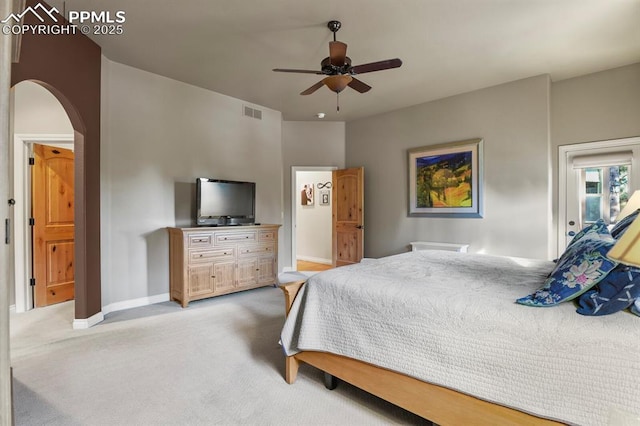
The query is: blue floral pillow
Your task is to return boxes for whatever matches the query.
[552,219,610,264]
[517,233,618,307]
[631,299,640,316]
[567,219,610,248]
[576,265,640,315]
[610,209,640,239]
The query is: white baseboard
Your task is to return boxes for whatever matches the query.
[72,293,170,329]
[9,305,15,313]
[102,293,170,316]
[296,255,332,265]
[73,311,104,329]
[282,266,296,272]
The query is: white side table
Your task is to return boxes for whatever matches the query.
[410,241,469,253]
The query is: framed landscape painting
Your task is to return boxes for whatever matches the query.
[408,138,483,218]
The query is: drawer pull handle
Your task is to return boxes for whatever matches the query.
[211,275,215,278]
[199,254,203,257]
[255,268,260,271]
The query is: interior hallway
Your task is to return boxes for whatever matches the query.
[297,260,332,272]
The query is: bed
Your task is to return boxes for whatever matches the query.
[279,249,640,426]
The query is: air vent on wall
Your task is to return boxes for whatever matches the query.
[243,105,262,120]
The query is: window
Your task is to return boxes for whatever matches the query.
[581,165,629,225]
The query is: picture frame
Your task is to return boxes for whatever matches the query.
[319,189,330,206]
[408,138,483,218]
[301,183,314,206]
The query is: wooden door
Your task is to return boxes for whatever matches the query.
[32,144,75,307]
[332,167,364,266]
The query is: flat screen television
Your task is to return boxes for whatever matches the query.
[196,178,256,226]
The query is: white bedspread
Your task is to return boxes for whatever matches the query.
[280,250,640,426]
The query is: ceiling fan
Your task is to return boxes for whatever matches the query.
[273,20,402,111]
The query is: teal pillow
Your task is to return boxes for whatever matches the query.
[517,233,618,307]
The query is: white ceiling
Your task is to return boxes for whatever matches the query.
[48,0,640,122]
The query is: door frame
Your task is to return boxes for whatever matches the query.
[558,136,640,257]
[12,133,73,313]
[290,166,337,271]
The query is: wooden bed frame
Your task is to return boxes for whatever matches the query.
[280,280,563,426]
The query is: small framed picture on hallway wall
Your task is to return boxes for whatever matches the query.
[301,183,314,205]
[319,190,330,206]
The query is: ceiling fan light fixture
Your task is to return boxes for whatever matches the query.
[323,75,353,93]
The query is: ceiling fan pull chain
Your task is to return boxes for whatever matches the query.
[336,93,340,113]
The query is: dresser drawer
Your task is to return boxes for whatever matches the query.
[258,230,276,241]
[238,244,275,257]
[215,231,256,245]
[189,248,235,263]
[188,233,214,248]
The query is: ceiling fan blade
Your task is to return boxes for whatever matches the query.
[329,41,347,66]
[350,58,402,75]
[348,77,372,93]
[273,68,323,75]
[300,80,325,95]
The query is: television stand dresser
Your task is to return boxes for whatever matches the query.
[167,224,280,307]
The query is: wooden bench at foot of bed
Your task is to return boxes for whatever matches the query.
[279,280,563,426]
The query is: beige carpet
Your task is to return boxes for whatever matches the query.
[10,287,427,425]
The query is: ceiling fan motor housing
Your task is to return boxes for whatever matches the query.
[321,57,352,75]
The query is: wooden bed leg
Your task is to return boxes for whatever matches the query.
[280,281,306,384]
[285,356,300,384]
[280,280,306,316]
[323,372,338,390]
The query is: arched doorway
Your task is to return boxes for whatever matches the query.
[11,81,75,312]
[9,79,99,327]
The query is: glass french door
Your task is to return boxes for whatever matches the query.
[560,138,640,256]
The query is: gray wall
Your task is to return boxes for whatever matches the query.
[281,121,345,268]
[552,63,640,146]
[101,59,283,307]
[550,63,640,251]
[13,81,74,134]
[346,75,552,259]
